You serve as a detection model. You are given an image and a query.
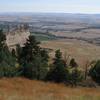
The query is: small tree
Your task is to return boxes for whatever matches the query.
[46,49,69,83]
[0,30,19,77]
[69,58,78,68]
[89,60,100,85]
[16,44,23,65]
[11,49,16,57]
[69,67,83,87]
[0,30,6,50]
[0,29,6,62]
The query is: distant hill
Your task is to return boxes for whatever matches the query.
[0,13,100,24]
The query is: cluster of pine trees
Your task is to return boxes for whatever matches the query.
[0,29,100,86]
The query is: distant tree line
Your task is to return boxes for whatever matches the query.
[0,29,100,86]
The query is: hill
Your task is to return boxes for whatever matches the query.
[0,78,100,100]
[41,39,100,67]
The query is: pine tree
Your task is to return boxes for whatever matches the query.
[69,67,83,87]
[0,30,6,50]
[89,60,100,85]
[69,58,78,68]
[16,44,22,64]
[46,49,68,83]
[21,35,49,80]
[11,49,16,57]
[21,35,40,64]
[0,30,19,77]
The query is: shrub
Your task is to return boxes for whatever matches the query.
[68,67,83,86]
[69,58,78,68]
[89,60,100,85]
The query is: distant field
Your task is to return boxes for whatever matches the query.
[31,32,57,41]
[0,78,100,100]
[41,39,100,67]
[1,13,100,45]
[51,28,100,39]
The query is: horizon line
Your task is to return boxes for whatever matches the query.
[0,12,100,15]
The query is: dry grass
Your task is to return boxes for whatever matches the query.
[51,29,100,38]
[0,78,99,100]
[41,39,100,68]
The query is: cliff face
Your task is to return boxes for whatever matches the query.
[6,31,30,48]
[5,24,30,48]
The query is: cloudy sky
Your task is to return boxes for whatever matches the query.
[0,0,100,13]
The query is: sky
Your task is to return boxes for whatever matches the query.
[0,0,100,14]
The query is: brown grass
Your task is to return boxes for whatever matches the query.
[41,39,100,68]
[0,78,99,100]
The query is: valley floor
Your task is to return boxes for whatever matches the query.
[0,78,99,100]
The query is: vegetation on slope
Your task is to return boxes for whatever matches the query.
[0,29,100,87]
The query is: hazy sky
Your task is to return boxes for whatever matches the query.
[0,0,100,13]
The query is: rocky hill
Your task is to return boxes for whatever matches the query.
[5,24,30,48]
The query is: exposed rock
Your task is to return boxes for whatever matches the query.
[5,24,30,49]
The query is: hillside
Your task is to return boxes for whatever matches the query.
[0,78,100,100]
[41,39,100,67]
[6,31,30,48]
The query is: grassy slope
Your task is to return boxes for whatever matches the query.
[0,78,99,100]
[41,39,100,68]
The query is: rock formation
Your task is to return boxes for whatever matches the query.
[5,24,30,49]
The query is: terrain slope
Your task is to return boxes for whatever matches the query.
[0,78,100,100]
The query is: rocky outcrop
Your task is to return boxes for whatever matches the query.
[6,24,30,49]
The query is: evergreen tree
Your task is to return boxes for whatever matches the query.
[21,35,40,64]
[69,67,83,87]
[11,49,16,57]
[0,30,19,77]
[0,30,6,50]
[32,54,48,80]
[16,44,22,64]
[0,29,6,62]
[69,58,78,68]
[46,49,68,83]
[21,35,49,80]
[89,60,100,85]
[40,49,49,62]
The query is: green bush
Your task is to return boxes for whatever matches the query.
[68,67,84,86]
[89,60,100,85]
